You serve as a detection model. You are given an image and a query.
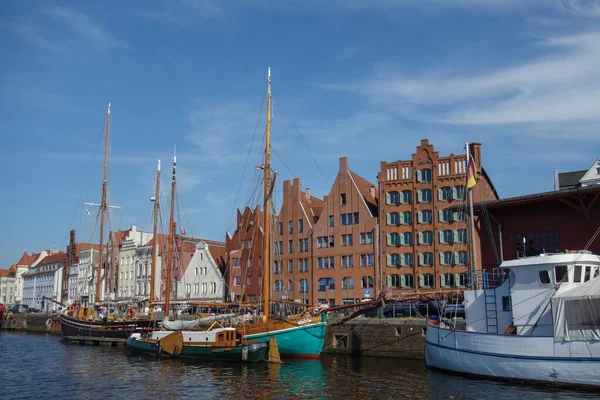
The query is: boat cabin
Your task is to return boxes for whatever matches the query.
[151,327,240,347]
[463,250,600,337]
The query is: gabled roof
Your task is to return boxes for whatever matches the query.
[16,252,37,266]
[348,170,379,217]
[35,252,68,267]
[0,270,12,278]
[111,229,132,245]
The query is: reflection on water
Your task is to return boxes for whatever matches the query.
[0,331,597,400]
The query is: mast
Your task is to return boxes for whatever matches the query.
[95,103,110,305]
[150,159,161,302]
[466,143,478,287]
[165,148,176,317]
[263,67,272,319]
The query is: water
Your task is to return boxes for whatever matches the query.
[1,331,597,399]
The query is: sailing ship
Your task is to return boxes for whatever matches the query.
[232,68,327,358]
[126,151,269,362]
[60,104,160,343]
[425,144,600,388]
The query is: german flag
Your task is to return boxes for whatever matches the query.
[467,154,477,189]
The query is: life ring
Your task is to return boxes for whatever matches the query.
[68,304,75,314]
[127,307,136,318]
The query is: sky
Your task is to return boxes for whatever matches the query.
[1,0,600,268]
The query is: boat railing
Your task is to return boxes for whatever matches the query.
[468,267,510,290]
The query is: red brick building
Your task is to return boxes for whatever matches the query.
[378,140,498,297]
[225,207,265,302]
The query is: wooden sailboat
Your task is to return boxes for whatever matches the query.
[126,151,269,362]
[59,104,160,343]
[234,68,327,359]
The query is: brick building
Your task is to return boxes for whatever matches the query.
[378,140,498,297]
[225,207,265,302]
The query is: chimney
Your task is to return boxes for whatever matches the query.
[554,169,560,191]
[305,188,311,200]
[339,157,348,171]
[369,185,377,198]
[293,178,302,201]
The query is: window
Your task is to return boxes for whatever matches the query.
[387,212,399,226]
[440,251,453,266]
[456,251,469,265]
[288,221,293,234]
[420,274,434,288]
[400,190,412,204]
[361,276,374,288]
[298,259,309,273]
[360,232,373,245]
[417,210,433,224]
[342,277,354,289]
[341,234,353,247]
[233,276,241,286]
[555,265,568,283]
[584,266,591,282]
[329,236,335,247]
[328,215,334,227]
[354,212,359,225]
[341,213,347,226]
[298,219,304,233]
[401,253,413,267]
[574,265,582,283]
[418,231,433,245]
[340,193,346,205]
[403,274,414,288]
[401,211,412,225]
[387,233,401,246]
[439,209,453,223]
[417,168,432,182]
[502,296,512,311]
[279,222,283,235]
[419,252,433,266]
[438,187,452,201]
[454,210,466,222]
[289,240,293,254]
[387,274,401,288]
[455,229,468,244]
[440,230,453,244]
[517,232,560,257]
[318,278,335,291]
[386,191,399,205]
[539,270,550,284]
[455,185,466,200]
[288,260,293,274]
[360,254,374,267]
[299,279,308,293]
[274,280,283,292]
[387,253,400,267]
[401,232,413,246]
[418,189,432,203]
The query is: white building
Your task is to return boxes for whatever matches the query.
[179,240,226,302]
[134,234,165,299]
[22,253,66,312]
[13,251,47,304]
[76,248,101,307]
[110,226,153,300]
[68,264,78,302]
[0,274,16,306]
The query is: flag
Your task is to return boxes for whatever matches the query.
[466,154,477,189]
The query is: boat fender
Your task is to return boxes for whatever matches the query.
[127,307,136,319]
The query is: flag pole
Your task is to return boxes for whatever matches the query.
[466,143,478,288]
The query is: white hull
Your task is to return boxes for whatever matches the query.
[425,324,600,388]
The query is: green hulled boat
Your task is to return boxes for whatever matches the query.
[126,328,268,362]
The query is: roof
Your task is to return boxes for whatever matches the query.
[558,170,586,189]
[16,252,37,266]
[76,243,103,252]
[0,270,12,278]
[349,170,379,217]
[36,252,68,266]
[111,229,132,245]
[473,184,600,209]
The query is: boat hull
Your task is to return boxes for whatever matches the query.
[60,314,159,343]
[244,321,327,359]
[125,336,268,362]
[425,323,600,388]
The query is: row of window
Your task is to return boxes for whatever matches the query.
[279,220,305,235]
[386,251,469,267]
[386,230,467,246]
[185,282,218,296]
[387,273,469,288]
[386,210,466,226]
[385,186,467,206]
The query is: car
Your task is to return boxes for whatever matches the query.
[28,307,40,313]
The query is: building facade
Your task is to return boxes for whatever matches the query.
[76,248,100,307]
[378,140,498,297]
[179,240,227,302]
[13,251,47,304]
[22,252,67,312]
[0,273,16,306]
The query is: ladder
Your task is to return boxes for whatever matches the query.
[484,288,498,334]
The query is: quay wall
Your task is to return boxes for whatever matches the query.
[1,314,61,335]
[323,318,427,359]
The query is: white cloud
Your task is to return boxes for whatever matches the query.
[13,23,63,53]
[45,6,127,49]
[137,0,227,26]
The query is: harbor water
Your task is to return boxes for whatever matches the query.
[0,331,597,399]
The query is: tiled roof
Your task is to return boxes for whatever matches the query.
[16,252,37,266]
[36,252,68,266]
[558,170,586,189]
[0,270,12,278]
[9,264,17,272]
[111,229,132,245]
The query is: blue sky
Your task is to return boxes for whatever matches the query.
[2,0,600,268]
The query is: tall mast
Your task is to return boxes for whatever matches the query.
[263,67,272,319]
[95,103,110,304]
[466,143,478,286]
[150,159,161,302]
[165,148,176,317]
